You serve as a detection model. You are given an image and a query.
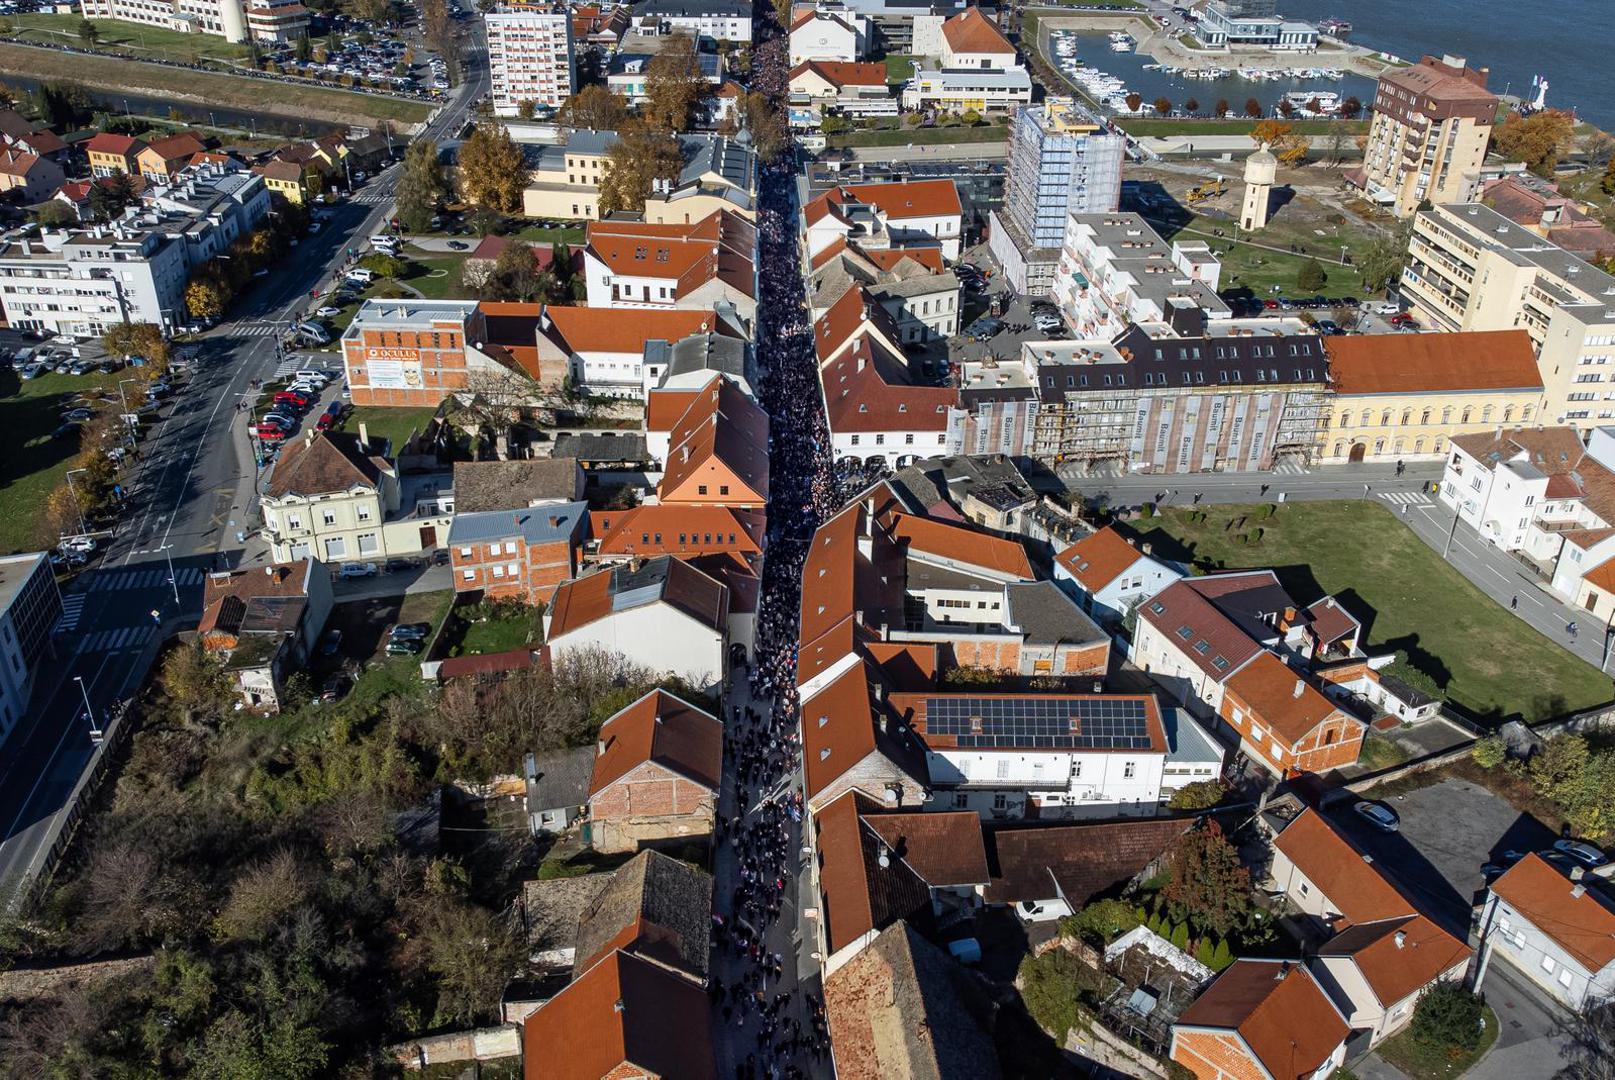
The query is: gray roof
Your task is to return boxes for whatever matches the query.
[526,744,596,810]
[541,129,755,201]
[1004,580,1106,647]
[1432,203,1615,325]
[648,332,749,384]
[1161,708,1227,768]
[889,454,1033,517]
[523,871,615,962]
[1067,211,1229,317]
[452,458,583,513]
[0,553,50,617]
[446,500,589,546]
[635,0,750,16]
[573,850,713,980]
[551,432,651,463]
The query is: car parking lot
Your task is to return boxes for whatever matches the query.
[1325,777,1559,933]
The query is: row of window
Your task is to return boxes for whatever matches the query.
[1336,404,1529,429]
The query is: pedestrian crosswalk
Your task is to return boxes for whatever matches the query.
[352,191,391,205]
[55,592,87,634]
[84,567,205,593]
[237,324,284,338]
[75,624,156,655]
[1379,491,1432,507]
[1272,461,1309,475]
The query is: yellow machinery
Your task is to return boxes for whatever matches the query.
[1186,179,1228,204]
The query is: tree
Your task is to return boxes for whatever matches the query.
[1562,998,1615,1080]
[1297,258,1327,291]
[1340,95,1363,119]
[294,33,312,62]
[1244,97,1262,119]
[44,483,83,539]
[186,278,227,321]
[1125,92,1142,113]
[88,172,136,221]
[1251,119,1308,166]
[1184,97,1199,115]
[1493,108,1578,176]
[1604,155,1615,197]
[420,0,458,81]
[1163,821,1250,937]
[1530,733,1589,795]
[457,122,527,213]
[102,322,171,371]
[740,90,788,164]
[395,137,447,232]
[407,899,524,1026]
[479,242,556,303]
[1152,96,1172,117]
[213,850,313,943]
[1471,735,1507,769]
[1357,218,1415,292]
[1168,779,1225,811]
[160,641,231,709]
[643,33,707,133]
[76,18,98,47]
[1410,982,1484,1052]
[31,80,94,129]
[32,200,78,227]
[559,84,629,132]
[1063,898,1143,943]
[597,124,684,215]
[961,108,982,126]
[1277,98,1296,118]
[359,252,406,278]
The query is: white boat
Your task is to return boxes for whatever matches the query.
[1108,31,1134,51]
[1282,89,1341,114]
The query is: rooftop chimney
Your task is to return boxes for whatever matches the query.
[1293,679,1305,699]
[1573,883,1588,899]
[613,999,626,1013]
[597,737,609,755]
[1394,930,1407,949]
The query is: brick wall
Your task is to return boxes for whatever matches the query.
[950,639,1021,670]
[589,762,717,853]
[1058,640,1110,675]
[451,536,575,606]
[1171,1030,1266,1080]
[343,325,469,409]
[1290,719,1364,774]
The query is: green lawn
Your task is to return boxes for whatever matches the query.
[447,601,545,657]
[406,257,474,301]
[1143,205,1376,296]
[1134,503,1613,724]
[510,224,587,245]
[829,123,1010,148]
[883,53,919,81]
[334,406,440,457]
[1375,1008,1499,1080]
[0,368,129,553]
[5,12,253,63]
[1358,732,1411,771]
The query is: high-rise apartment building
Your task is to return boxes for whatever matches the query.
[987,98,1124,296]
[486,3,576,117]
[79,0,307,43]
[1402,202,1615,429]
[1350,55,1496,218]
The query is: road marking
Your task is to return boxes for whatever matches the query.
[1379,491,1432,507]
[1,651,115,845]
[54,594,86,633]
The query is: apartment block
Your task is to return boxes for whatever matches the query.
[80,0,307,42]
[1350,55,1496,218]
[1052,212,1229,338]
[1401,202,1615,429]
[0,554,63,749]
[486,3,576,117]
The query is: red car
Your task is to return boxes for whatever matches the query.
[316,412,336,431]
[274,390,311,407]
[254,424,288,441]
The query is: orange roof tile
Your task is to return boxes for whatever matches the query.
[802,664,880,801]
[658,376,770,504]
[589,688,722,796]
[1491,853,1615,972]
[1317,914,1471,1007]
[541,305,716,356]
[1273,809,1416,925]
[1325,330,1541,395]
[890,512,1032,579]
[1176,960,1348,1080]
[789,60,888,88]
[647,388,703,433]
[842,178,963,220]
[942,7,1014,55]
[594,504,764,559]
[1055,526,1147,592]
[1225,652,1357,749]
[820,337,956,435]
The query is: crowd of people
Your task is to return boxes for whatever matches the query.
[705,4,847,1077]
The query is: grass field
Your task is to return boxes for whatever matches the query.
[1142,202,1376,297]
[406,257,474,300]
[829,123,1010,148]
[0,368,124,554]
[447,603,544,657]
[883,53,918,81]
[5,13,253,63]
[510,224,587,245]
[1374,1007,1498,1080]
[0,41,431,126]
[1134,502,1613,724]
[334,406,440,457]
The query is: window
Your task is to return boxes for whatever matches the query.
[322,509,337,526]
[953,793,968,809]
[504,541,517,555]
[996,759,1010,779]
[1542,955,1557,975]
[1123,762,1136,778]
[992,793,1007,811]
[356,505,372,522]
[357,533,378,555]
[698,485,708,495]
[462,569,475,581]
[323,537,346,559]
[492,564,505,578]
[459,546,472,557]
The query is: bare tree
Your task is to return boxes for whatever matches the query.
[1562,999,1615,1080]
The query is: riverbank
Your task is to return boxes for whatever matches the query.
[0,41,432,128]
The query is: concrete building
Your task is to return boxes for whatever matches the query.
[581,211,757,328]
[1052,212,1228,338]
[0,554,63,748]
[1400,203,1615,430]
[937,7,1015,69]
[1481,853,1615,1011]
[819,0,963,57]
[899,66,1032,114]
[802,178,965,262]
[788,8,866,64]
[80,0,307,42]
[989,98,1125,296]
[485,3,576,117]
[197,558,332,712]
[1321,329,1544,463]
[1053,525,1184,627]
[1350,56,1496,218]
[1171,960,1348,1080]
[338,299,538,408]
[634,0,751,44]
[808,241,960,345]
[520,128,756,222]
[1240,144,1276,231]
[0,148,65,204]
[1195,0,1317,50]
[1480,174,1615,264]
[586,688,722,853]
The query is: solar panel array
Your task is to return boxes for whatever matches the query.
[923,697,1153,750]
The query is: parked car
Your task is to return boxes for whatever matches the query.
[1353,801,1400,833]
[51,421,80,440]
[384,557,418,574]
[1373,301,1401,315]
[320,673,351,702]
[61,408,92,422]
[315,306,343,318]
[389,622,431,641]
[274,391,312,407]
[1553,838,1608,867]
[254,424,288,441]
[338,561,378,579]
[315,412,337,431]
[385,637,424,656]
[447,239,469,250]
[319,628,344,656]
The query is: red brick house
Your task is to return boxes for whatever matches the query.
[1171,959,1350,1080]
[447,499,589,606]
[1218,652,1364,776]
[587,688,723,854]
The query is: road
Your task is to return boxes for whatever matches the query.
[0,37,490,909]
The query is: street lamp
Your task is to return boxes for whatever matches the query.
[74,675,103,743]
[117,377,143,450]
[157,543,181,606]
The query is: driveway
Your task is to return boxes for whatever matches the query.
[1472,955,1571,1080]
[1326,778,1558,935]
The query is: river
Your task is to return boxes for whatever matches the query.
[7,76,344,138]
[1281,0,1612,130]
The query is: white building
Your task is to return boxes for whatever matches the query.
[0,553,64,749]
[900,67,1032,114]
[635,0,751,44]
[486,3,576,116]
[807,242,960,345]
[788,9,866,64]
[1053,525,1183,626]
[581,212,757,327]
[1482,853,1615,1011]
[1052,212,1228,339]
[80,0,307,43]
[937,7,1016,70]
[802,179,965,262]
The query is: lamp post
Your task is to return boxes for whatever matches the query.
[117,377,143,450]
[158,543,181,606]
[64,468,90,538]
[74,675,102,742]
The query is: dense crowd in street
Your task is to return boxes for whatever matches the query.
[705,3,846,1077]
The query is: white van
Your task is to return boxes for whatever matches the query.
[346,268,375,285]
[369,234,396,248]
[294,369,330,384]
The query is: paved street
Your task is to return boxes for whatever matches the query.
[0,41,491,909]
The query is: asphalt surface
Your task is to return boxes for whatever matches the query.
[0,36,491,909]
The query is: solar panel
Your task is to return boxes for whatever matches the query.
[923,697,1153,750]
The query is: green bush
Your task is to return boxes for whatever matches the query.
[1471,735,1507,770]
[1064,898,1144,943]
[1017,949,1101,1038]
[1194,937,1215,966]
[1411,982,1484,1052]
[1168,779,1226,811]
[1210,938,1233,970]
[1139,502,1156,519]
[1169,922,1189,950]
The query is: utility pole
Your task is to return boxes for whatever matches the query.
[64,468,90,538]
[159,544,181,606]
[74,675,103,743]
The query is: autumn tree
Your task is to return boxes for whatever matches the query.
[1251,118,1308,166]
[1214,98,1230,118]
[102,322,171,373]
[1493,108,1578,176]
[559,84,629,131]
[88,172,136,221]
[1152,96,1171,116]
[44,483,84,539]
[643,33,707,133]
[1356,217,1415,292]
[1162,821,1251,937]
[395,137,447,231]
[740,90,788,163]
[597,124,684,215]
[1184,97,1199,115]
[457,122,527,213]
[1124,92,1142,113]
[1244,97,1262,119]
[1277,98,1296,118]
[186,278,227,321]
[479,241,558,303]
[1340,95,1363,119]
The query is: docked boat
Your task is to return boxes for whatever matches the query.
[1318,17,1352,35]
[1108,31,1134,51]
[1282,89,1341,114]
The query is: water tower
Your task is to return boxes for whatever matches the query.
[1240,143,1277,231]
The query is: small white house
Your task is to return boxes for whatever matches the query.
[788,9,866,64]
[1053,525,1183,626]
[1481,853,1615,1011]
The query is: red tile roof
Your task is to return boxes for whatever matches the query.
[842,178,963,220]
[1175,960,1348,1080]
[521,949,715,1080]
[821,337,956,435]
[788,59,889,88]
[593,504,764,559]
[1054,526,1148,592]
[802,664,881,801]
[1491,853,1615,972]
[142,132,206,164]
[985,818,1189,906]
[542,305,715,356]
[1325,330,1541,395]
[659,375,770,504]
[1224,652,1356,748]
[813,792,935,955]
[861,810,988,886]
[589,688,722,796]
[942,7,1014,55]
[84,132,146,157]
[890,512,1032,579]
[1273,809,1416,925]
[1317,914,1471,1007]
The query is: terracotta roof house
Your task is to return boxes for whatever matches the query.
[941,7,1015,63]
[1218,652,1364,777]
[546,557,730,692]
[1483,853,1615,1010]
[586,689,723,853]
[447,500,589,607]
[572,849,712,981]
[824,921,1002,1080]
[521,948,715,1080]
[1171,960,1350,1080]
[1268,808,1472,1046]
[85,132,147,177]
[819,335,959,468]
[590,504,764,566]
[137,132,208,182]
[1053,525,1184,626]
[582,210,757,327]
[196,559,333,712]
[1482,174,1615,262]
[802,180,966,262]
[0,147,65,203]
[788,60,890,99]
[1324,329,1542,397]
[536,304,720,400]
[657,375,770,508]
[983,817,1189,921]
[811,791,988,971]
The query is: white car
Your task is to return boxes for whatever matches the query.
[1373,301,1401,316]
[315,306,343,318]
[338,562,378,579]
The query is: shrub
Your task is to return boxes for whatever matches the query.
[1194,937,1215,966]
[1139,502,1156,519]
[1410,982,1484,1052]
[1210,938,1233,970]
[1169,922,1190,950]
[1017,949,1101,1038]
[1064,898,1144,943]
[1243,528,1264,544]
[1168,779,1226,811]
[1471,735,1507,770]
